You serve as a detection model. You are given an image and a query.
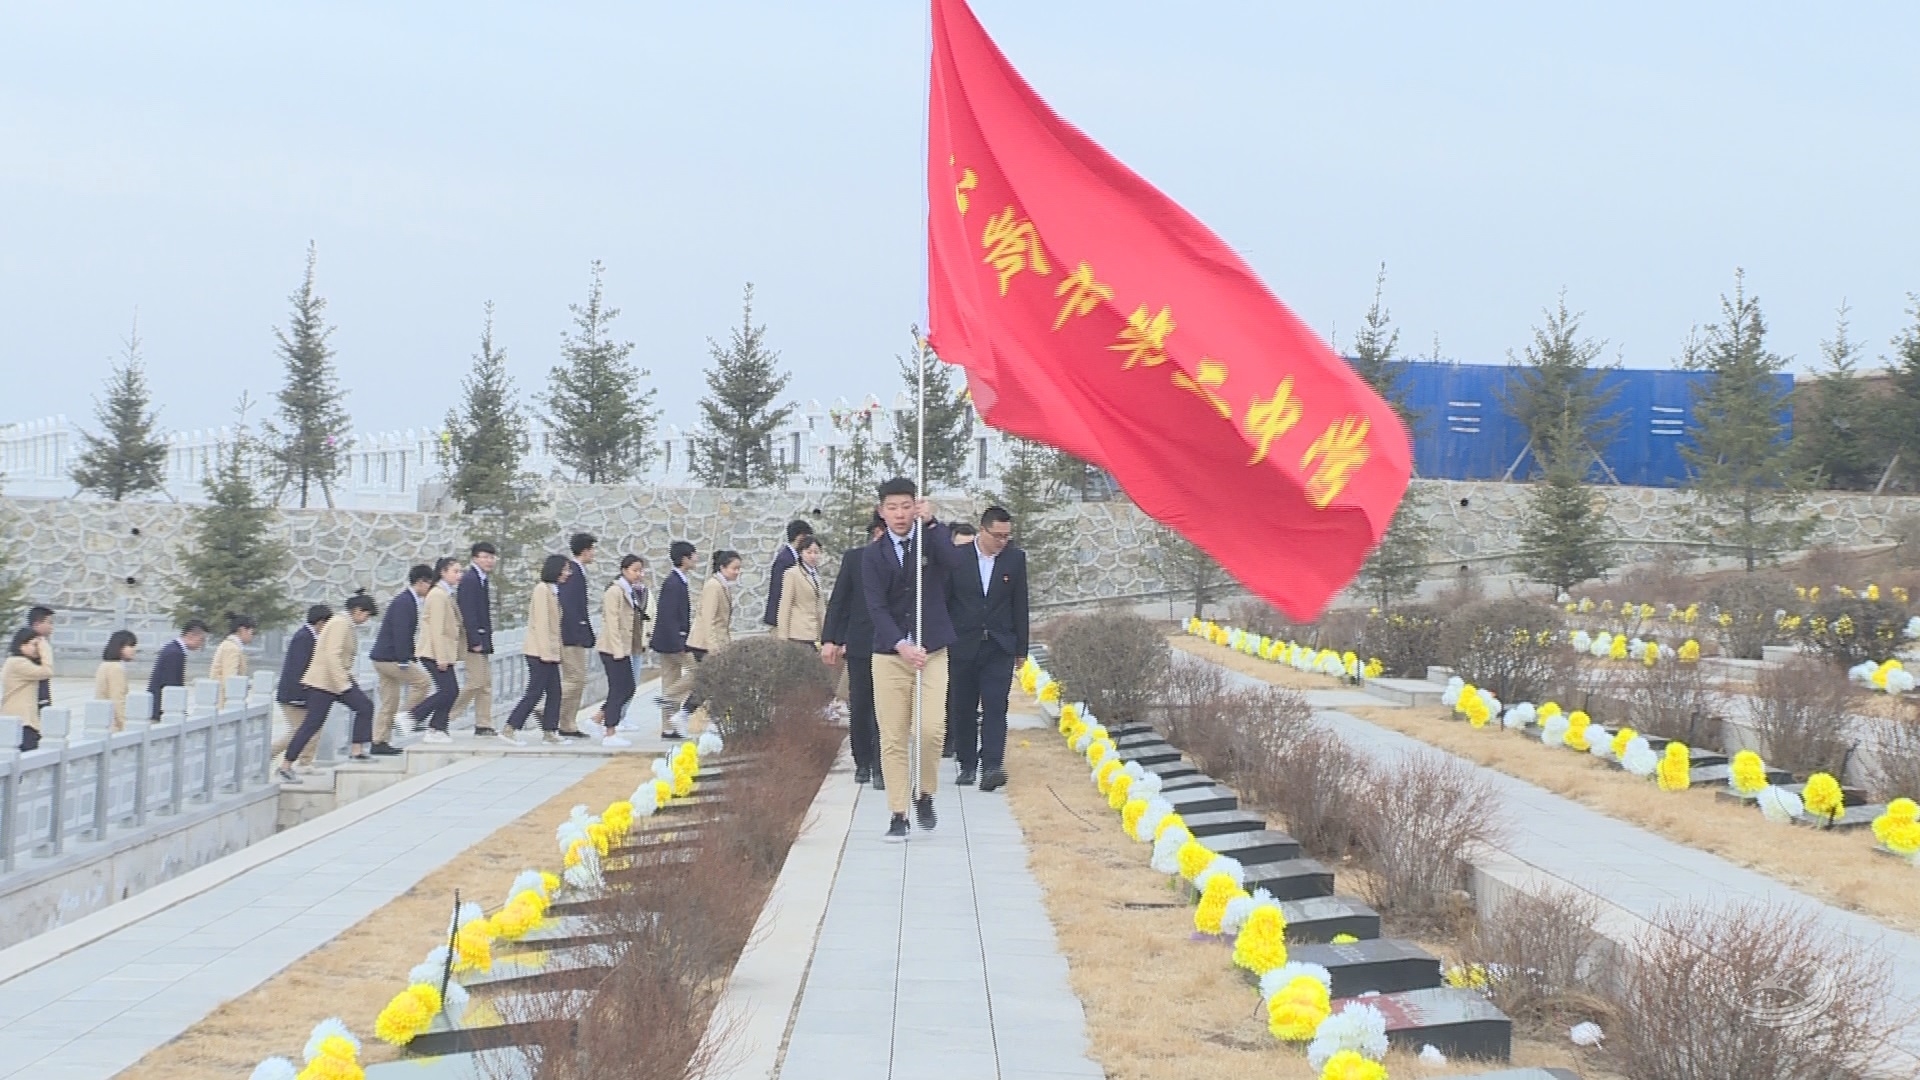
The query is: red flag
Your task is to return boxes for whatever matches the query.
[926,0,1411,621]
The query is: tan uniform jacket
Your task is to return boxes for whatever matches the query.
[599,582,640,660]
[776,563,823,644]
[209,635,248,685]
[301,615,361,694]
[687,576,733,653]
[96,661,129,727]
[416,586,464,665]
[525,585,562,663]
[2,653,55,730]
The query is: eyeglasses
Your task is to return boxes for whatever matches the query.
[985,529,1013,541]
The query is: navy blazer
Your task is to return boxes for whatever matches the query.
[277,624,317,706]
[649,570,693,654]
[948,543,1031,659]
[860,522,971,655]
[559,559,595,648]
[822,546,877,658]
[147,638,187,718]
[762,544,798,627]
[369,589,420,663]
[457,568,493,654]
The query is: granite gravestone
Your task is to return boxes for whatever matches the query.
[1334,986,1512,1061]
[1278,895,1381,943]
[1291,938,1443,997]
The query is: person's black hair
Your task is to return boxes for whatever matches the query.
[877,476,917,500]
[950,522,977,539]
[407,563,435,586]
[434,556,460,578]
[540,554,569,584]
[619,554,645,571]
[786,519,814,542]
[305,604,334,626]
[669,540,697,567]
[8,627,36,658]
[981,505,1014,527]
[102,630,138,662]
[794,534,821,554]
[469,541,497,557]
[180,619,210,635]
[27,605,54,627]
[866,512,886,538]
[570,532,597,557]
[344,593,379,617]
[226,613,257,633]
[711,549,741,573]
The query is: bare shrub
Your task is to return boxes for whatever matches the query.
[1157,653,1231,742]
[1440,598,1568,702]
[1178,684,1315,798]
[1268,730,1374,861]
[1352,755,1508,930]
[1750,658,1857,778]
[1619,656,1724,745]
[1046,613,1170,725]
[1435,563,1487,607]
[691,637,836,738]
[1609,549,1702,605]
[1357,607,1445,679]
[1894,515,1920,568]
[1799,593,1909,669]
[1705,578,1796,660]
[1461,885,1607,1031]
[1603,901,1906,1080]
[1866,711,1920,803]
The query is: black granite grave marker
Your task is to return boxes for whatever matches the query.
[1290,938,1443,997]
[1277,895,1381,942]
[1199,829,1300,866]
[1335,986,1512,1061]
[1115,741,1183,767]
[1144,759,1200,783]
[1179,809,1270,838]
[1161,784,1238,816]
[1238,858,1333,901]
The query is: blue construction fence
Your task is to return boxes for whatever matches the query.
[1376,362,1794,488]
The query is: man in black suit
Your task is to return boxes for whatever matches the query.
[861,478,974,840]
[555,532,597,737]
[822,513,886,787]
[649,540,697,740]
[946,506,1030,793]
[147,619,209,719]
[270,605,331,769]
[454,541,497,735]
[762,519,813,628]
[369,565,433,755]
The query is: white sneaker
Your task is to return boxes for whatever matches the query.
[542,731,567,745]
[497,728,525,747]
[423,730,453,745]
[601,734,632,748]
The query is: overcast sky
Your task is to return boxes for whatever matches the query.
[4,2,1917,437]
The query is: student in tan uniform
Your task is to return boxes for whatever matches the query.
[411,556,465,744]
[208,614,256,708]
[595,554,647,748]
[671,549,742,729]
[4,627,57,751]
[502,555,568,746]
[271,606,330,771]
[775,535,826,646]
[278,594,379,779]
[95,631,138,731]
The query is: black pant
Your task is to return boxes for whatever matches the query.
[21,725,40,753]
[286,684,374,762]
[846,651,878,770]
[415,663,460,732]
[948,637,1015,771]
[600,653,635,731]
[509,658,562,732]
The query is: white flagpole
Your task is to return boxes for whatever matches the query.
[910,331,928,804]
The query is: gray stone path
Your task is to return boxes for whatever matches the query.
[0,754,602,1080]
[775,769,1104,1080]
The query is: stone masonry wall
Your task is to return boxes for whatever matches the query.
[6,480,1919,626]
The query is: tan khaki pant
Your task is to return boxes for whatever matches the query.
[373,660,431,742]
[657,651,695,726]
[558,646,588,733]
[872,649,949,816]
[453,654,494,729]
[270,704,319,767]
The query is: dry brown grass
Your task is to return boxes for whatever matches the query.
[1176,636,1920,939]
[119,756,653,1080]
[1002,715,1604,1079]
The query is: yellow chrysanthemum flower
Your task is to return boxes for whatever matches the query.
[1194,874,1246,935]
[1730,751,1768,796]
[1611,727,1638,760]
[1231,905,1289,974]
[1804,773,1846,821]
[1154,813,1187,839]
[1266,976,1331,1042]
[1107,773,1134,810]
[1121,798,1148,837]
[1320,1050,1389,1080]
[1656,742,1691,792]
[1176,839,1214,881]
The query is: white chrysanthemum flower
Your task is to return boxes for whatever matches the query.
[304,1018,359,1063]
[697,728,724,756]
[1222,894,1260,936]
[1589,733,1616,760]
[1134,804,1170,843]
[1758,785,1804,823]
[1193,855,1245,891]
[1570,630,1592,652]
[1541,713,1570,748]
[1306,1003,1390,1069]
[651,758,675,784]
[507,869,548,905]
[1260,961,1332,1000]
[1150,827,1190,875]
[1905,616,1920,640]
[1628,638,1648,659]
[449,902,486,934]
[442,980,471,1026]
[1502,702,1535,730]
[1441,677,1465,706]
[1850,661,1878,683]
[407,947,450,986]
[633,782,661,816]
[250,1058,299,1080]
[1621,738,1657,777]
[1481,691,1501,718]
[1891,670,1916,694]
[1134,772,1163,798]
[1570,1021,1605,1046]
[1419,1044,1448,1065]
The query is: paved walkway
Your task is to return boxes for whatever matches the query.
[773,743,1103,1080]
[0,755,602,1080]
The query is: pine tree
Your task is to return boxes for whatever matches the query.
[991,435,1076,587]
[1348,264,1414,426]
[1867,297,1920,491]
[1681,270,1813,571]
[693,284,793,488]
[440,304,553,626]
[71,321,168,501]
[882,335,970,490]
[1502,293,1619,475]
[1516,413,1616,593]
[1794,304,1878,490]
[821,401,889,554]
[543,260,656,483]
[1150,525,1228,619]
[170,398,295,628]
[1357,482,1438,610]
[261,243,352,508]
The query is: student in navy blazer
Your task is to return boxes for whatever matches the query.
[554,532,597,737]
[649,540,697,739]
[454,542,497,734]
[823,514,887,786]
[762,519,812,627]
[146,619,208,719]
[369,567,433,753]
[946,506,1030,793]
[270,605,330,767]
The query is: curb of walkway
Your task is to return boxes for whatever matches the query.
[0,756,491,987]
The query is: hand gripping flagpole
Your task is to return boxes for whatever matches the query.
[910,329,928,806]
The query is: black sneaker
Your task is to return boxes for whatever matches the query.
[854,765,872,785]
[885,815,910,842]
[980,767,1008,793]
[915,793,936,831]
[871,770,885,791]
[956,767,977,786]
[276,766,298,783]
[369,742,403,757]
[559,730,590,740]
[473,726,496,737]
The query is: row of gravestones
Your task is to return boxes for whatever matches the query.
[358,760,737,1079]
[1105,723,1578,1080]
